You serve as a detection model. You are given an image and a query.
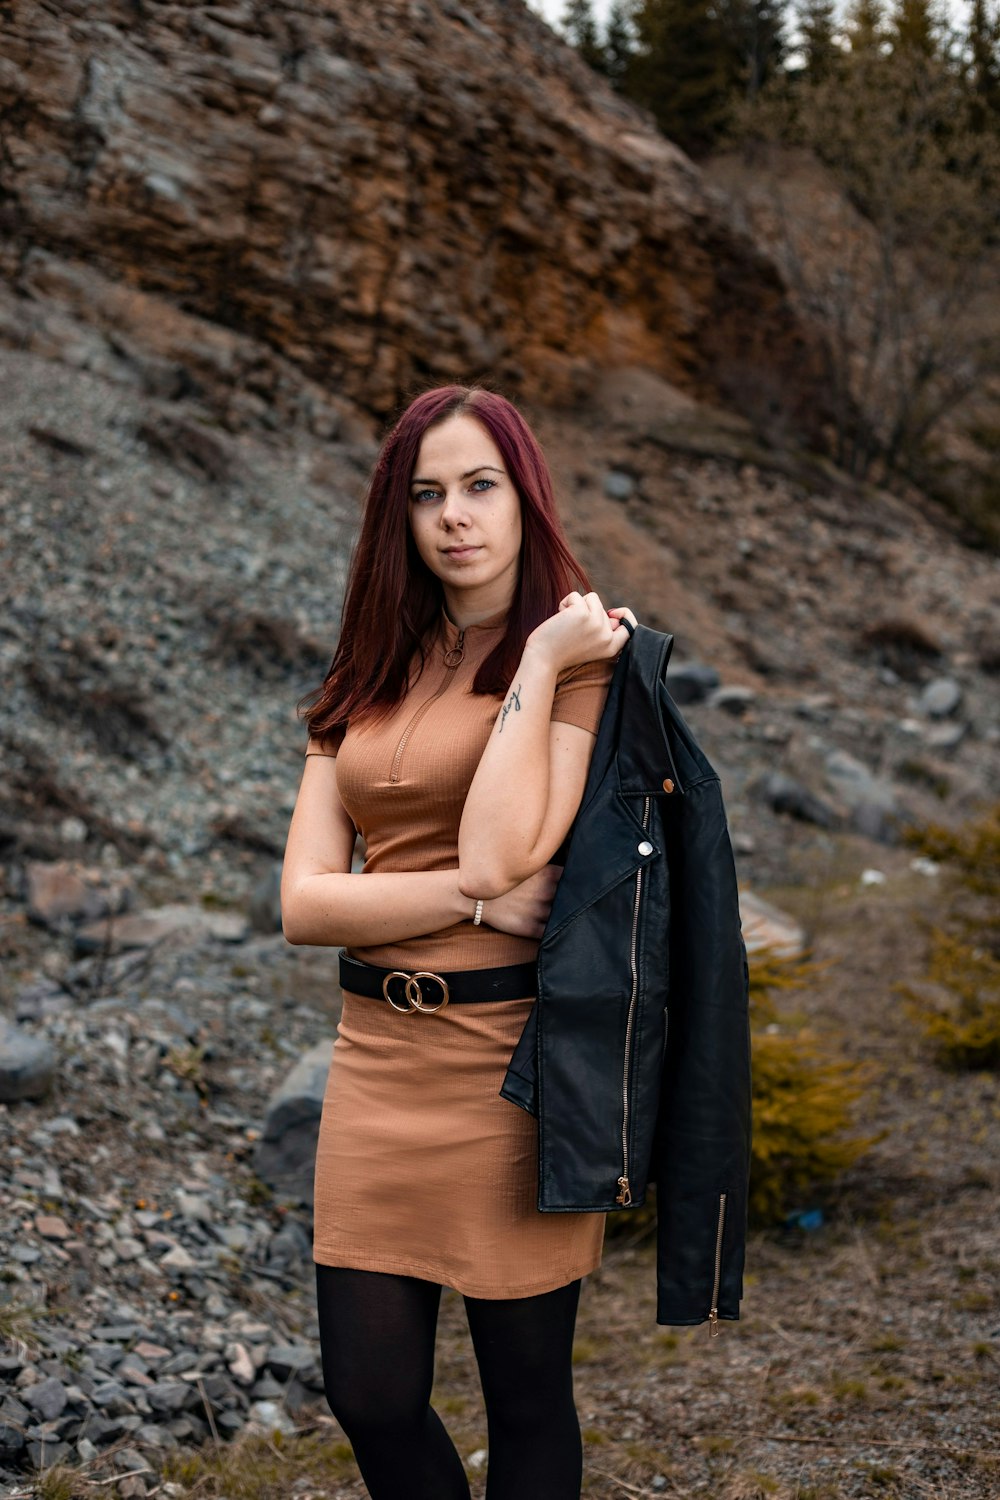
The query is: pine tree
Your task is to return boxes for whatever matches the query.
[605,0,639,91]
[890,0,939,58]
[715,0,789,102]
[964,0,1000,130]
[797,0,841,81]
[626,0,733,153]
[561,0,608,71]
[845,0,886,53]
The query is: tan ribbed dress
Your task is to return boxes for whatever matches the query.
[311,600,615,1298]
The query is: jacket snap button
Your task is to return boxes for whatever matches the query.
[662,777,674,793]
[638,840,654,856]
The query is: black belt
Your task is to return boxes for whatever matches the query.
[338,951,537,1014]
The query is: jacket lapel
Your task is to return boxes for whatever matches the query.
[541,788,658,942]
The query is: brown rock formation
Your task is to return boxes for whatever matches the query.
[0,0,829,438]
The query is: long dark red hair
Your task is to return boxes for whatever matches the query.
[298,384,593,745]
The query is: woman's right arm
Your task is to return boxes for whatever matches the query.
[280,753,556,947]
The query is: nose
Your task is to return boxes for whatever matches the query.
[439,488,471,529]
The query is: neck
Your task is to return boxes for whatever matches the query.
[441,584,515,630]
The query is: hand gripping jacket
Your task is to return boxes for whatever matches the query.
[500,623,752,1330]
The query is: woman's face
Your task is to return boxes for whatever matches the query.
[407,413,523,619]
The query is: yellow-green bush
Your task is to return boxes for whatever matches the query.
[608,946,876,1232]
[895,802,1000,1070]
[747,947,877,1222]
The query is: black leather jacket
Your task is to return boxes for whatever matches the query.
[500,624,752,1330]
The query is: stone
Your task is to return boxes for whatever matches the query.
[216,1409,247,1436]
[25,859,132,926]
[14,981,71,1022]
[90,1323,142,1342]
[266,1217,311,1271]
[759,772,839,830]
[602,469,636,502]
[664,662,721,704]
[133,1342,171,1362]
[824,749,909,843]
[26,1436,72,1467]
[215,1223,250,1251]
[249,1372,284,1400]
[145,1382,191,1415]
[917,676,962,717]
[35,1214,71,1239]
[924,721,968,750]
[114,1444,149,1474]
[707,684,757,715]
[255,1039,333,1206]
[248,862,283,933]
[0,1395,30,1459]
[265,1344,318,1379]
[245,1399,296,1435]
[738,890,807,960]
[174,1190,214,1222]
[23,1377,68,1422]
[0,1018,56,1102]
[78,1411,133,1445]
[159,1244,197,1271]
[74,904,248,956]
[90,1381,136,1416]
[225,1342,256,1386]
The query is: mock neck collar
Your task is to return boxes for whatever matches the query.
[439,598,511,645]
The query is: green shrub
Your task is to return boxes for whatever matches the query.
[747,947,877,1222]
[607,945,876,1232]
[895,803,1000,1070]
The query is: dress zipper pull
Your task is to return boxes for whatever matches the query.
[615,1176,632,1207]
[708,1307,720,1338]
[443,628,465,669]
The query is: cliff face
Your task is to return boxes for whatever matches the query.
[0,0,826,435]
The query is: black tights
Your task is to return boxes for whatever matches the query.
[315,1264,584,1500]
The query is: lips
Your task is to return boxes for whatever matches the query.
[442,545,481,559]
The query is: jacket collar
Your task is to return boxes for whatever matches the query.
[599,624,687,796]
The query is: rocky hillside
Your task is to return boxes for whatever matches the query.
[0,0,828,433]
[1,1,1000,1494]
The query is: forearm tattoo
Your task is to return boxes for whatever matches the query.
[499,683,522,732]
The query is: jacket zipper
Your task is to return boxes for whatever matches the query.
[708,1191,727,1338]
[616,793,651,1208]
[389,629,464,783]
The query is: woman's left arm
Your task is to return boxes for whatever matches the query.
[458,592,634,899]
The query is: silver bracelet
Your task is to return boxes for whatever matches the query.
[472,899,484,926]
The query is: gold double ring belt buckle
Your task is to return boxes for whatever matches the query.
[381,969,450,1014]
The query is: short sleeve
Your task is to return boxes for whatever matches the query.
[550,657,615,736]
[306,724,347,756]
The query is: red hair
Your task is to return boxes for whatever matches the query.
[299,384,593,744]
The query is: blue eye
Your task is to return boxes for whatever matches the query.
[412,478,497,503]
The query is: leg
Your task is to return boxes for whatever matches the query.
[463,1278,584,1500]
[315,1263,471,1500]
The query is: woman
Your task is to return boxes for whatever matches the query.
[281,383,636,1500]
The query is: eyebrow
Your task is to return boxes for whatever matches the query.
[410,465,504,487]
